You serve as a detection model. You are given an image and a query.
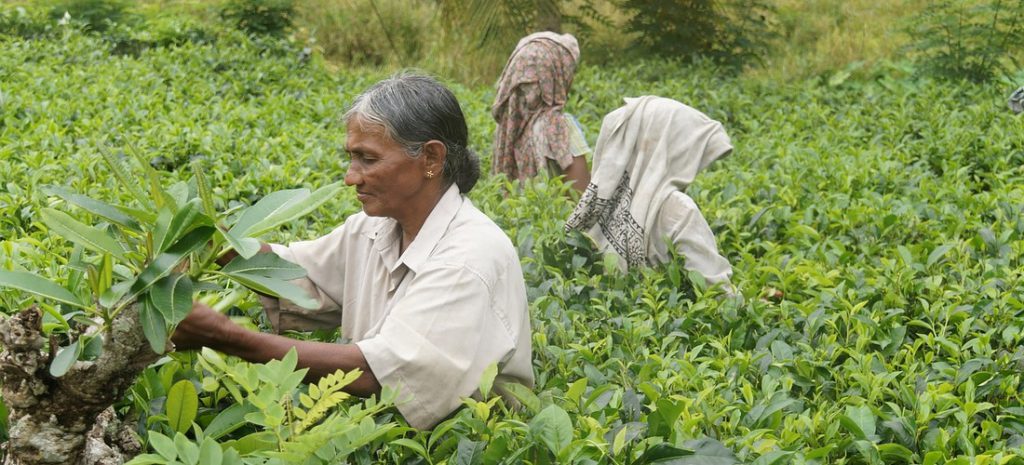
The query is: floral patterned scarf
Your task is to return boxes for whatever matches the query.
[491,32,580,180]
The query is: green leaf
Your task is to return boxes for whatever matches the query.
[140,297,168,354]
[231,182,343,238]
[204,404,255,439]
[97,144,152,209]
[221,253,307,280]
[129,226,214,300]
[841,404,876,440]
[221,231,262,260]
[198,438,223,465]
[154,200,212,254]
[148,431,177,460]
[926,244,954,267]
[639,443,695,463]
[192,161,218,220]
[175,432,200,465]
[229,188,308,237]
[151,273,193,325]
[529,404,572,456]
[478,362,498,398]
[454,438,486,465]
[42,185,140,231]
[0,270,88,309]
[390,438,429,459]
[40,208,128,262]
[220,272,318,309]
[49,340,80,377]
[665,438,737,465]
[166,380,199,434]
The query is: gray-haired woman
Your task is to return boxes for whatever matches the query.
[173,73,534,429]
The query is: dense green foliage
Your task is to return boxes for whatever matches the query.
[619,0,775,68]
[907,0,1024,83]
[2,8,1024,464]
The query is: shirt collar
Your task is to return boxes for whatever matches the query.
[370,184,463,274]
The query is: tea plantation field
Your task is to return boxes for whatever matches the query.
[2,17,1024,465]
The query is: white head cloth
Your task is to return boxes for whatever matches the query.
[565,96,733,268]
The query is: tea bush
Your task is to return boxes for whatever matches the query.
[2,6,1024,464]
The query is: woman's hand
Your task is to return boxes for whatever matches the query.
[171,302,236,351]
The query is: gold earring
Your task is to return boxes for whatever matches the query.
[426,170,435,178]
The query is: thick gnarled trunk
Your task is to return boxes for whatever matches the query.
[0,306,160,464]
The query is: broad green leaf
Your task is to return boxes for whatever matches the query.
[129,226,214,300]
[221,253,306,280]
[220,272,318,309]
[478,362,498,398]
[155,200,212,253]
[123,453,166,465]
[390,438,429,459]
[234,182,344,238]
[205,403,256,439]
[842,404,876,439]
[166,380,199,434]
[40,208,128,261]
[148,431,177,460]
[151,273,193,325]
[42,185,140,231]
[926,244,954,267]
[0,270,88,309]
[97,144,152,209]
[198,438,223,465]
[529,404,572,456]
[174,432,200,465]
[454,438,486,465]
[638,443,695,463]
[140,297,168,354]
[221,231,262,260]
[49,340,80,377]
[192,162,218,219]
[229,188,308,237]
[666,438,737,465]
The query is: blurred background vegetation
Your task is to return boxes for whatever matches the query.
[4,0,1022,86]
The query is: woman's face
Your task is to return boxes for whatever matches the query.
[343,117,429,222]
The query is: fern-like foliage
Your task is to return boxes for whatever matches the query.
[294,368,360,433]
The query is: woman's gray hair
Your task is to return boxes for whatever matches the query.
[344,72,481,193]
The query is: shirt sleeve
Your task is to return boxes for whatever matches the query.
[257,226,348,333]
[665,194,735,291]
[355,264,515,429]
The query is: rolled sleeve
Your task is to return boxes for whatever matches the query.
[258,231,346,333]
[356,264,515,429]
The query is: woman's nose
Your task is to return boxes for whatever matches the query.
[344,166,360,186]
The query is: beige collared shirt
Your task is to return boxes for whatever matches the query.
[260,184,534,428]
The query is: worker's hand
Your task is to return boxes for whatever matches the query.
[171,302,234,351]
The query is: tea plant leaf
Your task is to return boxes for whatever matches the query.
[49,340,80,378]
[150,273,193,325]
[42,185,140,231]
[0,270,88,309]
[97,144,151,209]
[220,272,318,309]
[221,253,306,280]
[204,403,256,440]
[40,208,129,262]
[229,188,308,238]
[198,438,223,465]
[191,161,218,219]
[221,231,262,260]
[147,431,177,460]
[478,362,498,398]
[129,226,214,300]
[154,200,213,254]
[529,404,572,456]
[139,296,168,354]
[166,380,199,434]
[232,182,344,238]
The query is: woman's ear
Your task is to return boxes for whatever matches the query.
[421,140,447,178]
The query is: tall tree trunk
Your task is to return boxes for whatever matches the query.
[0,306,160,464]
